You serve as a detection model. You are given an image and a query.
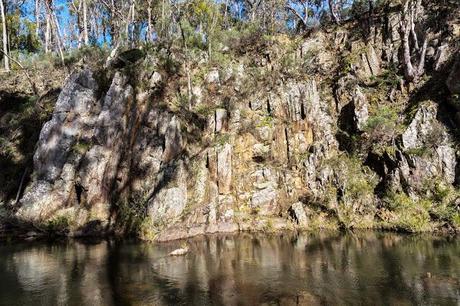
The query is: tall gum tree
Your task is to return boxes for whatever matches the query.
[0,0,9,71]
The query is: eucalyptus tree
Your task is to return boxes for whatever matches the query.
[399,0,427,82]
[0,0,9,71]
[286,0,323,31]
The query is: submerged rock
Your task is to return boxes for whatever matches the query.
[169,247,189,256]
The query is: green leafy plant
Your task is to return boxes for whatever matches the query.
[382,192,432,232]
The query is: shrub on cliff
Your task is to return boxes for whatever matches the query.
[320,154,379,230]
[381,192,432,232]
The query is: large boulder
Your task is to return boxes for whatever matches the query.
[18,70,101,223]
[17,70,135,234]
[390,102,457,193]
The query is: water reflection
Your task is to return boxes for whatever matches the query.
[0,232,458,305]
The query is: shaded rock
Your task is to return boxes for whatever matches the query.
[447,55,460,95]
[162,116,183,163]
[111,49,146,69]
[338,86,369,135]
[18,70,101,223]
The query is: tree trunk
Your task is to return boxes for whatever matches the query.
[328,0,340,24]
[51,10,65,65]
[286,5,308,30]
[45,11,51,53]
[35,0,40,36]
[125,1,131,44]
[131,0,136,46]
[82,0,89,45]
[400,0,428,82]
[147,0,153,41]
[0,0,8,71]
[368,0,374,35]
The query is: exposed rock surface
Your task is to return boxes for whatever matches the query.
[2,5,459,239]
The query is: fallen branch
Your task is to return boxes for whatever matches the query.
[15,167,28,205]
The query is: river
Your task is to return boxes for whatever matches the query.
[0,232,458,305]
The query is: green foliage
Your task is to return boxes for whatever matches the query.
[404,147,429,157]
[452,214,460,228]
[194,104,214,116]
[209,50,232,68]
[225,22,268,55]
[382,192,432,232]
[63,46,109,67]
[370,68,402,88]
[214,133,231,146]
[157,52,181,75]
[321,154,378,229]
[116,191,150,238]
[339,45,367,75]
[256,115,274,128]
[0,91,56,203]
[365,105,398,134]
[45,215,72,234]
[363,105,401,153]
[179,0,223,59]
[382,180,460,232]
[422,179,460,227]
[180,20,207,50]
[6,11,41,53]
[72,139,91,155]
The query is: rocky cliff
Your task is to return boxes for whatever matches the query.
[1,3,459,240]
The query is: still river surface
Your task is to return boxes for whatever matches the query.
[0,232,458,305]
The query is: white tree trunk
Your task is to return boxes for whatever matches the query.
[82,0,89,45]
[0,0,9,71]
[45,12,51,53]
[400,0,428,82]
[147,0,153,41]
[35,0,40,35]
[51,9,65,64]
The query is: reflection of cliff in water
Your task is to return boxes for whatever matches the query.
[0,232,459,305]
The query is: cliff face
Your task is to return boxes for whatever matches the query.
[2,4,460,240]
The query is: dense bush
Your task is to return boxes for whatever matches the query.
[321,154,378,229]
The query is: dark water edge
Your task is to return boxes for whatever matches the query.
[0,231,459,306]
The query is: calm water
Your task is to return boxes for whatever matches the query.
[0,232,459,306]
